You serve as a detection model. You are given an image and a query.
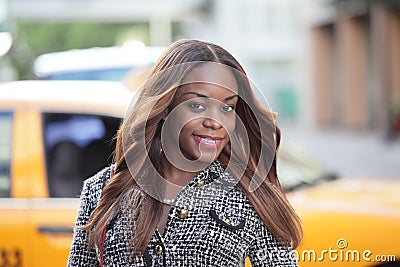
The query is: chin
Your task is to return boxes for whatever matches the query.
[196,152,220,164]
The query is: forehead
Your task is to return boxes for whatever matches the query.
[181,63,238,94]
[175,83,237,101]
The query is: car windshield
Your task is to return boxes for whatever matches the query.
[278,142,337,191]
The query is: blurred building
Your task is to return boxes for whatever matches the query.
[309,0,400,139]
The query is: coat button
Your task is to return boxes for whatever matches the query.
[155,245,163,255]
[225,218,232,225]
[195,180,205,187]
[178,209,188,219]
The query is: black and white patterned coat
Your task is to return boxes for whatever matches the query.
[67,161,298,266]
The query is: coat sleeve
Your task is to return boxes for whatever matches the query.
[66,172,106,267]
[247,220,298,267]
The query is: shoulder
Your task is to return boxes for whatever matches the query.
[73,165,114,228]
[80,165,114,206]
[83,165,113,188]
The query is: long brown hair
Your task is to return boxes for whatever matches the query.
[84,39,302,255]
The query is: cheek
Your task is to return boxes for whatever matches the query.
[167,111,189,134]
[179,119,198,136]
[173,115,192,134]
[223,116,236,135]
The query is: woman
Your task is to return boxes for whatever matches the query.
[67,39,302,266]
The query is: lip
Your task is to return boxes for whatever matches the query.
[192,134,223,148]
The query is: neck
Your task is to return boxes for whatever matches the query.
[160,157,200,201]
[162,157,199,187]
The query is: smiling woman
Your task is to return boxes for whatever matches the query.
[67,39,302,266]
[162,75,238,166]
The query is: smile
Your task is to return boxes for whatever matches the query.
[192,134,223,147]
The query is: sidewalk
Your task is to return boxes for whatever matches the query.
[279,123,400,179]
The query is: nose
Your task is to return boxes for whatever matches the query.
[203,116,223,129]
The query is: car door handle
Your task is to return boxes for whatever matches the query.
[37,226,74,234]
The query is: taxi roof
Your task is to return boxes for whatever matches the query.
[0,80,136,117]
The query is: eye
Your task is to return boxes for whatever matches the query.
[222,105,235,113]
[188,102,206,111]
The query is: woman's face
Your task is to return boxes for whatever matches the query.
[162,64,239,165]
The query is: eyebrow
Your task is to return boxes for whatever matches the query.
[182,92,239,102]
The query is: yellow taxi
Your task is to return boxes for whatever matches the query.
[279,146,400,266]
[0,80,399,267]
[0,80,134,267]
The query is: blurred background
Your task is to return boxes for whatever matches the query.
[0,0,399,178]
[1,1,400,266]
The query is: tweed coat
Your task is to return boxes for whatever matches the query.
[67,161,298,266]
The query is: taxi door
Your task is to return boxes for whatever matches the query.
[29,199,78,267]
[21,110,78,267]
[28,112,120,266]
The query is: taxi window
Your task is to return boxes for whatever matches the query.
[43,113,121,198]
[0,112,12,198]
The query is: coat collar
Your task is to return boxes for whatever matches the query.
[183,160,238,190]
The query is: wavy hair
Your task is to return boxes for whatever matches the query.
[84,39,302,255]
